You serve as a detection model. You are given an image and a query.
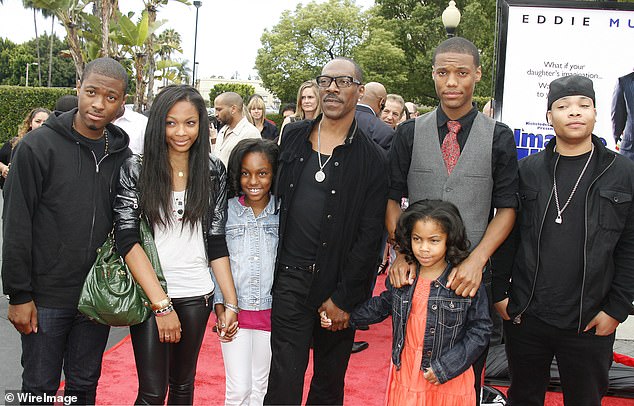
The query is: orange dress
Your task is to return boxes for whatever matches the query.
[385,278,475,406]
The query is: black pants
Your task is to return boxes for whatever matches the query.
[504,315,614,406]
[264,266,355,405]
[130,293,212,405]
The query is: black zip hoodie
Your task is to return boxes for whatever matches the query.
[1,108,131,308]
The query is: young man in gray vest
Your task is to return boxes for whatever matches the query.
[386,37,519,404]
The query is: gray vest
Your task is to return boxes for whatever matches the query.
[407,110,495,248]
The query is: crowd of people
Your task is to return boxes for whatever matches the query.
[1,35,633,406]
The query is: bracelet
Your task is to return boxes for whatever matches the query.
[151,296,171,311]
[224,302,240,314]
[154,304,174,317]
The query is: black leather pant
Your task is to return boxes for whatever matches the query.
[130,293,212,405]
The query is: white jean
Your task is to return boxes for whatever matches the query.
[221,328,272,406]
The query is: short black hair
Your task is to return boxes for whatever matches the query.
[395,199,470,267]
[54,95,78,112]
[330,57,364,84]
[433,37,480,67]
[226,138,280,198]
[82,57,129,93]
[279,103,295,115]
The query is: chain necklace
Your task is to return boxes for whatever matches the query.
[103,129,109,155]
[314,121,333,183]
[552,144,594,224]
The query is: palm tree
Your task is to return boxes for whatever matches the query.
[157,29,182,86]
[34,0,89,79]
[143,0,188,107]
[23,0,43,85]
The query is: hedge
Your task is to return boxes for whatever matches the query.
[0,86,76,145]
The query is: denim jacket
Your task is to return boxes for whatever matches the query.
[351,265,492,384]
[212,196,278,310]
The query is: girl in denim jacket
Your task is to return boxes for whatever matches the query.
[213,138,280,405]
[324,200,491,405]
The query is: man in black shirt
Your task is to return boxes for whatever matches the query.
[264,58,388,405]
[494,75,634,405]
[387,37,518,404]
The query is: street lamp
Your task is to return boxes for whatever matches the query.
[441,1,461,38]
[25,62,39,87]
[192,0,202,86]
[194,62,200,88]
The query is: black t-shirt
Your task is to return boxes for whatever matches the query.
[527,149,597,329]
[278,150,333,267]
[71,127,107,162]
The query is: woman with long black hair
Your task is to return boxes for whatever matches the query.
[113,85,238,404]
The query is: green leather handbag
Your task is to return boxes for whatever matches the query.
[78,218,167,326]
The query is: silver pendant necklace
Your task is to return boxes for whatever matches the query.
[552,144,594,224]
[315,121,333,183]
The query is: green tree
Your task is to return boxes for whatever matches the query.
[33,0,90,79]
[352,15,408,96]
[374,0,496,105]
[143,0,189,107]
[23,0,43,85]
[0,36,76,87]
[255,0,366,102]
[111,10,154,111]
[209,83,255,105]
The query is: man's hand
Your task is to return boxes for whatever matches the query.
[584,311,619,336]
[8,301,38,334]
[388,252,416,288]
[494,298,511,321]
[318,298,349,331]
[446,254,484,297]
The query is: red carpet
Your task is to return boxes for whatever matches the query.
[93,274,632,405]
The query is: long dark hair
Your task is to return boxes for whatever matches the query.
[139,85,212,229]
[226,138,279,198]
[395,199,470,267]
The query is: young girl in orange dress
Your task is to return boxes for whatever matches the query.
[323,199,491,405]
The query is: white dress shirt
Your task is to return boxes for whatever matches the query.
[212,116,261,167]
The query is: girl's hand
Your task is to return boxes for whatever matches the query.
[320,310,332,329]
[215,305,230,342]
[155,311,181,343]
[423,368,440,385]
[215,305,239,342]
[223,307,239,339]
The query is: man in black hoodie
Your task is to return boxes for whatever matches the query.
[2,57,131,405]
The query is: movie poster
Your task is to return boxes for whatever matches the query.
[495,1,634,158]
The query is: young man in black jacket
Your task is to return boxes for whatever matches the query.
[493,75,634,405]
[2,57,131,405]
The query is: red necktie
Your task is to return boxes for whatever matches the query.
[441,120,461,175]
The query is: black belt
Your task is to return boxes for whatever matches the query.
[280,263,317,273]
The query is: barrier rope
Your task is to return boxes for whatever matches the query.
[614,352,634,368]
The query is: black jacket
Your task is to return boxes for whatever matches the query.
[1,109,131,308]
[112,154,229,261]
[493,135,634,331]
[354,104,394,150]
[275,116,388,312]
